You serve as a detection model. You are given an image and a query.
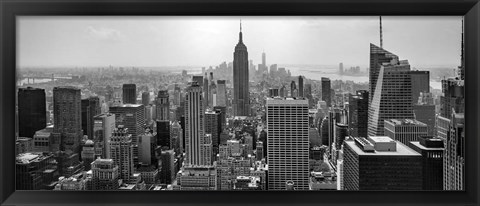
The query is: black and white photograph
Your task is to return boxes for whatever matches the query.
[15,16,465,191]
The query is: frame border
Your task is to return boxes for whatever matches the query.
[1,0,479,206]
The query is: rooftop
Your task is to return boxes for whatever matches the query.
[386,119,427,126]
[346,138,420,156]
[16,152,51,164]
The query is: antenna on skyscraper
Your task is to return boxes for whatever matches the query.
[459,16,464,80]
[240,19,242,32]
[379,16,383,48]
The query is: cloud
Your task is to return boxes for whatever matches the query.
[85,26,126,42]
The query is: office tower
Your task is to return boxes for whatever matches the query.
[139,128,156,165]
[156,90,170,121]
[160,149,175,184]
[266,97,309,190]
[109,104,145,166]
[290,81,296,97]
[440,78,465,119]
[18,87,46,138]
[93,113,115,159]
[91,158,120,190]
[16,152,58,190]
[348,90,369,137]
[369,44,399,102]
[53,86,83,153]
[269,88,279,97]
[413,92,436,135]
[232,21,250,117]
[205,110,221,154]
[320,117,329,146]
[368,59,414,136]
[173,84,181,106]
[122,84,137,104]
[410,70,430,105]
[156,120,171,149]
[262,51,266,67]
[327,108,342,154]
[170,121,183,154]
[216,80,227,107]
[185,82,211,166]
[109,126,134,181]
[298,76,304,97]
[279,85,286,98]
[256,141,264,160]
[334,123,348,150]
[203,72,209,110]
[81,96,101,140]
[384,119,428,146]
[343,136,422,190]
[408,136,444,190]
[438,112,464,190]
[209,74,217,108]
[142,92,150,106]
[81,140,95,170]
[321,78,331,107]
[339,63,344,75]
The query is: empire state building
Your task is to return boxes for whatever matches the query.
[233,21,250,116]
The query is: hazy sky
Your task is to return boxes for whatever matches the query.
[17,16,462,68]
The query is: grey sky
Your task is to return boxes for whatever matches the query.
[17,16,462,68]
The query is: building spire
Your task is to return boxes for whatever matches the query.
[459,17,464,80]
[239,19,243,43]
[379,16,383,48]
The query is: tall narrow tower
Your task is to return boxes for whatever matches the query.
[232,20,250,116]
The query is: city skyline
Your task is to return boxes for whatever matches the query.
[18,16,462,68]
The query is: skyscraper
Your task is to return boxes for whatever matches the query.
[384,119,428,146]
[410,70,430,105]
[262,51,266,67]
[205,109,221,155]
[91,158,120,190]
[369,44,399,102]
[266,97,309,190]
[109,125,134,181]
[368,59,414,136]
[173,84,181,106]
[298,76,304,97]
[408,136,444,190]
[109,104,145,166]
[93,113,115,159]
[348,90,369,137]
[81,96,101,140]
[122,84,137,104]
[141,92,150,106]
[203,72,209,110]
[232,21,250,116]
[156,120,171,149]
[18,87,46,138]
[321,78,331,107]
[290,81,296,98]
[216,80,227,107]
[185,82,210,166]
[156,90,170,121]
[53,86,83,153]
[343,136,422,190]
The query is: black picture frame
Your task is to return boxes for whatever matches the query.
[1,0,479,205]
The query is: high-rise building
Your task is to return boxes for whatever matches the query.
[18,87,46,138]
[290,81,296,98]
[321,78,331,107]
[109,104,145,166]
[339,62,344,75]
[160,149,175,184]
[170,121,183,154]
[205,110,221,154]
[268,88,279,97]
[138,128,156,166]
[439,112,464,190]
[81,140,95,170]
[173,84,181,106]
[81,96,101,140]
[185,82,212,166]
[279,85,286,98]
[141,92,150,106]
[408,136,444,190]
[266,97,309,190]
[156,90,170,121]
[109,125,134,181]
[203,72,209,110]
[384,119,428,146]
[16,152,58,190]
[91,158,120,190]
[156,120,171,149]
[122,84,137,104]
[413,104,436,136]
[348,90,369,137]
[93,113,115,159]
[232,22,250,116]
[216,80,227,107]
[369,44,399,103]
[410,70,430,105]
[262,51,266,67]
[298,76,304,97]
[368,59,414,136]
[53,86,83,153]
[343,136,422,190]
